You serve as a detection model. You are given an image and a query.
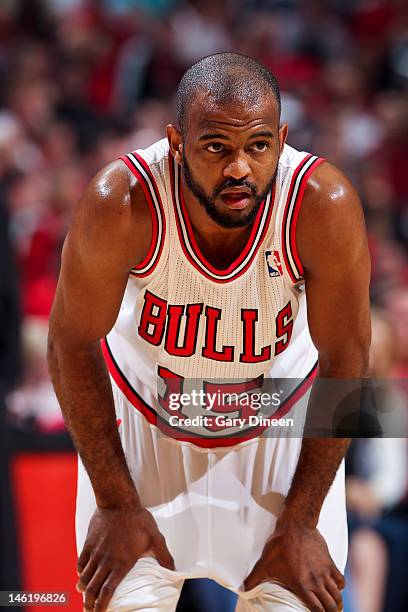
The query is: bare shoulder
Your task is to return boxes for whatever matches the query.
[297,160,369,273]
[68,159,152,270]
[303,160,361,210]
[75,159,147,225]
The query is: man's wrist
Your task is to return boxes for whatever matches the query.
[94,481,142,511]
[276,504,319,532]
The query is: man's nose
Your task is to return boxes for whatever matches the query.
[223,152,251,181]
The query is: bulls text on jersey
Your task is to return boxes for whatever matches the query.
[138,290,293,363]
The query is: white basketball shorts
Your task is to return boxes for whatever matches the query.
[76,382,348,610]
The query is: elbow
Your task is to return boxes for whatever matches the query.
[47,320,62,376]
[318,344,370,378]
[47,313,73,373]
[47,314,102,369]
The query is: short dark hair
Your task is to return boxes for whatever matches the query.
[176,52,281,134]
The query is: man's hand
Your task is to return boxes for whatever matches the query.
[244,526,345,611]
[77,505,175,612]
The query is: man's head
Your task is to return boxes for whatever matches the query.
[167,53,288,229]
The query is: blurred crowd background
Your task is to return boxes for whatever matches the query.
[0,0,407,611]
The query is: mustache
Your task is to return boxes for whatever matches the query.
[214,178,257,198]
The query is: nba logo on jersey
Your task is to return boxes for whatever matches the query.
[265,250,283,278]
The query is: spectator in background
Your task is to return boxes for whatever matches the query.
[345,309,408,612]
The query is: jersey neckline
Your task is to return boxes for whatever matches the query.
[169,152,275,283]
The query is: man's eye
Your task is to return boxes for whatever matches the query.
[252,142,268,152]
[206,143,225,153]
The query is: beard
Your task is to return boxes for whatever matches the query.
[181,155,277,229]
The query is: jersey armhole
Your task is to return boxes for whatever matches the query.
[118,152,166,277]
[281,155,325,283]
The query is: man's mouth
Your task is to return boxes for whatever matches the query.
[220,188,252,210]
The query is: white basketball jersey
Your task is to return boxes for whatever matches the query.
[103,139,324,447]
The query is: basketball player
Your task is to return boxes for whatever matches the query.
[47,53,371,611]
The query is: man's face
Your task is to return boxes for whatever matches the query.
[168,92,287,229]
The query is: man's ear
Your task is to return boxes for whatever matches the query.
[278,123,288,155]
[166,124,183,164]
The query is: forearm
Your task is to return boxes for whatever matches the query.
[48,334,140,509]
[278,438,350,530]
[279,358,366,529]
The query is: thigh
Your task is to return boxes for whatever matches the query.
[235,582,309,612]
[106,557,184,612]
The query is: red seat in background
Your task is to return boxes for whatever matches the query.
[12,452,82,612]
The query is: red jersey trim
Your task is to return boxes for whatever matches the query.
[282,155,325,283]
[119,152,166,277]
[101,337,318,448]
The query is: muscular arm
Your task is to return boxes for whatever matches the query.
[48,160,148,507]
[48,161,173,612]
[245,163,371,611]
[281,161,371,528]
